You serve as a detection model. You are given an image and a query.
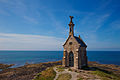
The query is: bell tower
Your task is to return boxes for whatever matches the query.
[69,16,74,36]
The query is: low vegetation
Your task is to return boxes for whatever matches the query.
[56,73,72,80]
[88,61,120,76]
[92,70,120,80]
[77,78,83,80]
[33,67,56,80]
[0,64,14,69]
[68,68,72,71]
[56,66,65,72]
[0,61,61,80]
[0,61,120,80]
[88,61,120,80]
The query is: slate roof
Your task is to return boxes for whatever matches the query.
[74,36,87,47]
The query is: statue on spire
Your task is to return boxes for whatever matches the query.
[69,16,74,36]
[70,16,74,24]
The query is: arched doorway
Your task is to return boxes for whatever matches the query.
[69,51,74,67]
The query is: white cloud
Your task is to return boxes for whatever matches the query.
[0,33,64,50]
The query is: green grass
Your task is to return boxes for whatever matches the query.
[68,68,72,71]
[56,73,72,80]
[92,70,120,80]
[33,67,56,80]
[56,66,65,72]
[77,78,83,80]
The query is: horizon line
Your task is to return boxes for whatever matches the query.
[0,50,120,51]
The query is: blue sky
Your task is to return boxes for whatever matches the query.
[0,0,120,51]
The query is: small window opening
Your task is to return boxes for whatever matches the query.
[69,42,72,45]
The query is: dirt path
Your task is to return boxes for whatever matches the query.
[53,67,102,80]
[53,67,59,80]
[53,67,79,80]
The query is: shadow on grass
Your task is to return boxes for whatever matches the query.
[82,66,113,74]
[84,66,120,77]
[81,66,120,80]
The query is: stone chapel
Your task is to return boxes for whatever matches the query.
[62,16,88,69]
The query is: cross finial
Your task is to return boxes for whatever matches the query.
[69,16,74,23]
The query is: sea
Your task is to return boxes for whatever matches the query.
[0,51,120,67]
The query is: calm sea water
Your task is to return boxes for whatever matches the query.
[0,51,120,67]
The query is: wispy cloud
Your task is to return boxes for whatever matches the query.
[80,13,110,32]
[104,20,120,34]
[0,0,38,23]
[110,20,120,30]
[0,9,10,16]
[0,33,64,50]
[23,16,38,24]
[97,0,113,10]
[0,0,27,15]
[65,10,94,15]
[75,12,111,50]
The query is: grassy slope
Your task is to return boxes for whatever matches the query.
[33,67,56,80]
[92,70,120,80]
[88,61,120,80]
[56,73,72,80]
[0,61,61,80]
[56,66,66,72]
